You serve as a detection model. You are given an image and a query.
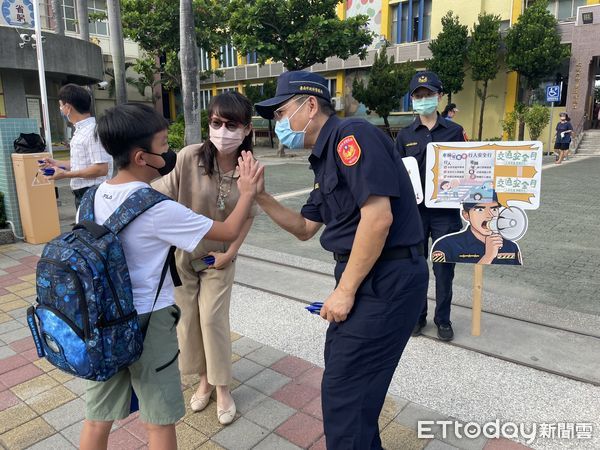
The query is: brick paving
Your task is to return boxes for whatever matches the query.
[0,242,534,449]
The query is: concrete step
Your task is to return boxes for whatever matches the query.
[235,250,600,386]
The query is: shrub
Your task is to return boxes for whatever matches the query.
[501,111,518,141]
[167,116,185,150]
[167,111,209,150]
[524,104,550,140]
[0,191,7,229]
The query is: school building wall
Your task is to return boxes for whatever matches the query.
[198,0,600,150]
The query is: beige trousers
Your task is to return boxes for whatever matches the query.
[175,252,235,385]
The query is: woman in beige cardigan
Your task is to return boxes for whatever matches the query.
[153,92,256,425]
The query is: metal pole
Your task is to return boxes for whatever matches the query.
[547,101,554,156]
[32,0,53,155]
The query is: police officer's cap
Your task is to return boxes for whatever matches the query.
[463,188,500,211]
[409,71,443,96]
[255,71,331,120]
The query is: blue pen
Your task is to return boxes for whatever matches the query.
[305,301,323,314]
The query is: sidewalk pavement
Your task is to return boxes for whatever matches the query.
[0,242,533,449]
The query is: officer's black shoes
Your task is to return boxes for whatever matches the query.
[412,319,426,336]
[437,323,454,341]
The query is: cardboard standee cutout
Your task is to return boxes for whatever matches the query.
[430,188,524,265]
[425,141,541,266]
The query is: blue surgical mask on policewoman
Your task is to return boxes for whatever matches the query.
[412,96,439,116]
[275,97,312,149]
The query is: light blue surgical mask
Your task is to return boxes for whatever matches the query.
[275,98,312,149]
[412,96,439,116]
[59,107,70,122]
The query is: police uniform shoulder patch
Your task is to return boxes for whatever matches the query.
[337,135,362,166]
[431,251,446,263]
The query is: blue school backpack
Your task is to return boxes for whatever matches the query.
[27,186,180,381]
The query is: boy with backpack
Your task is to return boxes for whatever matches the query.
[74,103,262,449]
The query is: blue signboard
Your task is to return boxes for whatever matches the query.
[546,85,561,103]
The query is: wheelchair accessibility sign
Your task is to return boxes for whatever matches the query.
[546,85,561,103]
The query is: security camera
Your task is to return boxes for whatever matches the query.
[31,34,46,43]
[19,42,26,48]
[97,81,109,89]
[20,33,31,42]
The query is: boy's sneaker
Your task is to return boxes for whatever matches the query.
[412,319,426,336]
[437,323,454,341]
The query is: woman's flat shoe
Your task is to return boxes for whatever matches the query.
[217,401,236,425]
[190,388,214,412]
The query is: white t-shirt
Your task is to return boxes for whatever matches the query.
[93,181,213,314]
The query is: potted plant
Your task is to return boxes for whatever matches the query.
[0,191,15,244]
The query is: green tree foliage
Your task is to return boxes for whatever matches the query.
[168,111,209,149]
[244,80,277,113]
[506,0,569,93]
[120,0,227,89]
[105,62,156,98]
[428,11,468,104]
[524,104,550,140]
[121,0,226,55]
[227,0,373,70]
[467,13,502,141]
[505,0,570,139]
[501,110,518,141]
[352,46,414,137]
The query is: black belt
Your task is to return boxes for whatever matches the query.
[333,245,424,263]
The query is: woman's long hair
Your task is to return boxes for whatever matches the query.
[199,91,254,176]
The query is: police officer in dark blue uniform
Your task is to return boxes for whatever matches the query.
[395,71,467,341]
[431,193,522,265]
[254,71,429,450]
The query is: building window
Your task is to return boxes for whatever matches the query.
[88,0,108,36]
[391,6,399,44]
[217,87,237,94]
[62,0,77,32]
[219,43,237,68]
[546,0,586,21]
[246,51,258,65]
[199,49,211,72]
[326,78,337,97]
[390,0,432,44]
[200,89,212,110]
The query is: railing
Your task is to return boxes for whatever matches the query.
[572,115,586,152]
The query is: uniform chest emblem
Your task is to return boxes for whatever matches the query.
[337,135,362,166]
[496,253,516,259]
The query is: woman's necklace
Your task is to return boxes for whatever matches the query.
[215,158,234,211]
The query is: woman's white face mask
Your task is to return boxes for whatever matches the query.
[209,126,249,154]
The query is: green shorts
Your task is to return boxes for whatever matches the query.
[85,304,185,425]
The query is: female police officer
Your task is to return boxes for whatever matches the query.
[254,71,428,450]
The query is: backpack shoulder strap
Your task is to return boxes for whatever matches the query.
[78,185,100,223]
[103,187,171,235]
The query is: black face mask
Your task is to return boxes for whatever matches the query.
[145,149,177,176]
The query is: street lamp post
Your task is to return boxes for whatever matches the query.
[31,0,53,155]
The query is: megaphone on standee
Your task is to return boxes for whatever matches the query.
[489,206,528,241]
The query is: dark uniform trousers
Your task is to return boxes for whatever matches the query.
[418,207,462,325]
[322,254,428,450]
